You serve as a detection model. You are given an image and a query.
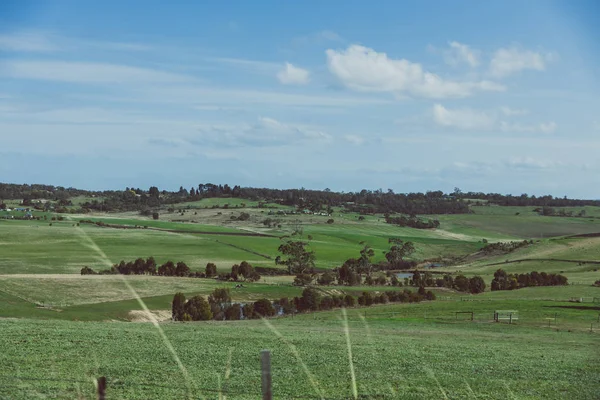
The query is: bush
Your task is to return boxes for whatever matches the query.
[80,266,97,275]
[253,298,276,317]
[184,295,213,321]
[152,212,159,220]
[205,262,217,277]
[326,219,334,224]
[224,304,242,320]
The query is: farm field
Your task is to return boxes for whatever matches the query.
[1,309,598,400]
[1,198,599,399]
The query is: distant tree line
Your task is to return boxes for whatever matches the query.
[490,269,568,290]
[4,182,598,215]
[171,286,436,322]
[481,240,532,254]
[80,258,261,281]
[534,207,589,218]
[384,214,440,229]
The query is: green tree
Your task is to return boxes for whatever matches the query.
[172,292,186,321]
[358,245,375,276]
[205,262,217,277]
[294,273,314,286]
[175,261,190,277]
[385,240,415,268]
[184,295,213,321]
[224,304,242,320]
[469,276,486,294]
[299,287,321,312]
[253,298,276,317]
[278,240,316,274]
[317,271,336,285]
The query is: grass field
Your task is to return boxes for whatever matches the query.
[2,200,600,399]
[1,309,598,399]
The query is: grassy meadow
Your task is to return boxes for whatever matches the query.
[1,199,599,399]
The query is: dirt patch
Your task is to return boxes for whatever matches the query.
[128,310,172,323]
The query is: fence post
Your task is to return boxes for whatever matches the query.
[261,350,272,400]
[97,377,106,400]
[509,313,512,325]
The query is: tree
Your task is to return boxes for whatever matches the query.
[184,295,213,321]
[242,303,255,319]
[358,245,375,276]
[317,271,336,285]
[385,240,415,268]
[224,304,242,320]
[469,276,486,294]
[337,259,360,286]
[253,298,276,317]
[299,287,321,312]
[208,288,231,320]
[278,240,316,274]
[80,266,97,275]
[145,257,157,275]
[294,273,314,286]
[172,292,186,321]
[157,261,176,276]
[453,275,471,292]
[205,262,217,277]
[175,261,190,277]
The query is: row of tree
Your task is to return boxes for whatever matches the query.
[481,240,532,254]
[491,269,568,290]
[384,214,440,229]
[171,286,436,321]
[80,258,263,282]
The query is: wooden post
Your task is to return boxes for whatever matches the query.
[509,313,512,325]
[261,350,272,400]
[97,377,106,400]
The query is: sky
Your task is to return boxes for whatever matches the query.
[0,0,599,197]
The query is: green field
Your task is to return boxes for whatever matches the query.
[1,200,599,399]
[1,309,598,399]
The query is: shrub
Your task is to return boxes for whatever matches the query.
[80,266,97,275]
[184,295,213,321]
[326,219,334,224]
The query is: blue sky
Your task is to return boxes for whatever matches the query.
[1,0,599,197]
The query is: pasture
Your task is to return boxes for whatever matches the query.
[1,308,598,399]
[1,199,599,399]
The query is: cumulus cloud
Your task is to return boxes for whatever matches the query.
[445,41,480,67]
[277,62,310,85]
[489,47,550,77]
[434,104,556,133]
[326,45,504,99]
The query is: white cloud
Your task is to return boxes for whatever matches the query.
[207,57,279,73]
[344,135,365,145]
[193,117,330,147]
[0,31,58,52]
[489,47,550,77]
[445,41,480,67]
[326,45,504,99]
[0,60,194,84]
[434,104,556,133]
[504,156,561,170]
[500,106,528,116]
[277,62,310,85]
[432,104,495,130]
[500,121,557,134]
